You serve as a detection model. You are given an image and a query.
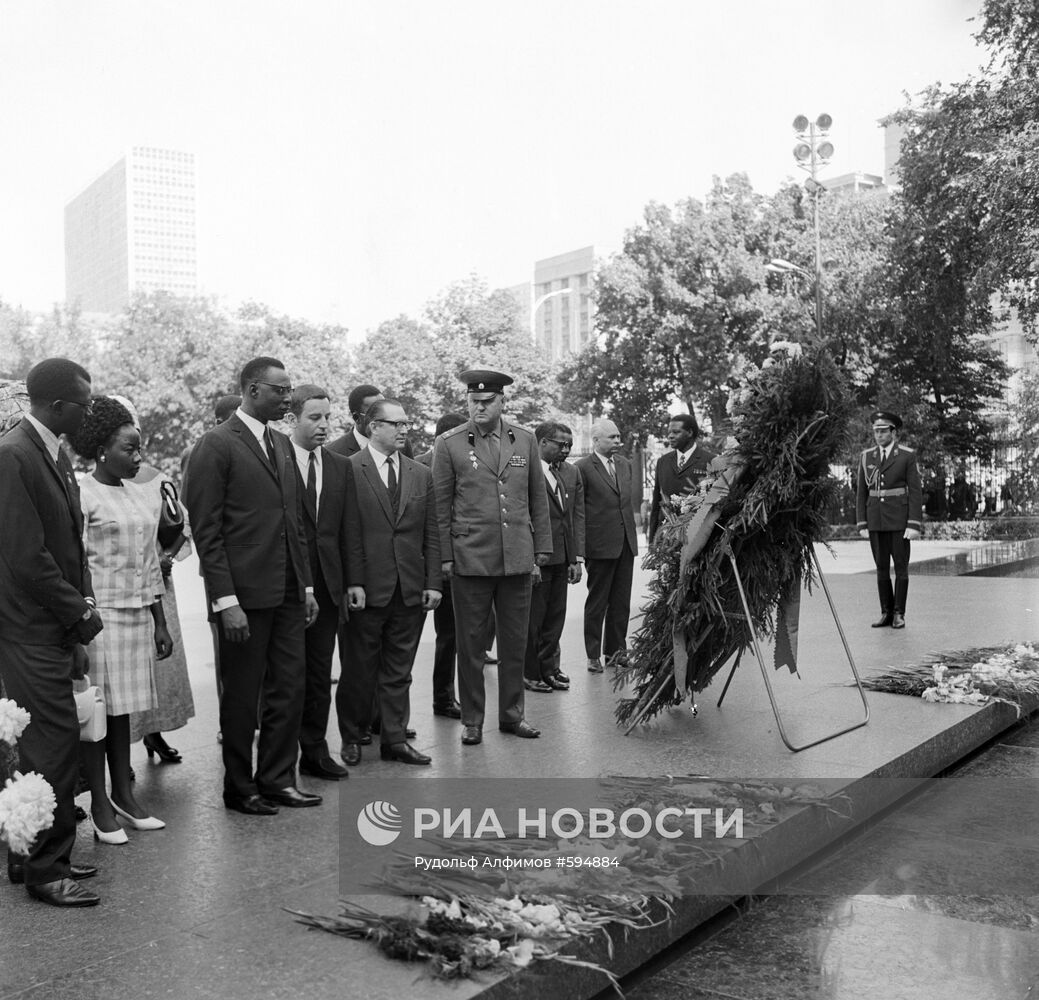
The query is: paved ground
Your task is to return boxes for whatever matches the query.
[1,536,1035,999]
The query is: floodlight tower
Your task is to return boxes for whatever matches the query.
[792,114,833,342]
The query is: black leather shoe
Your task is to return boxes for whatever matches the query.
[299,755,349,780]
[461,725,483,746]
[26,878,100,907]
[341,743,362,767]
[499,720,541,738]
[380,742,431,766]
[871,613,893,628]
[587,658,604,673]
[555,671,570,684]
[546,674,570,690]
[8,863,97,885]
[75,805,87,822]
[433,701,462,719]
[223,793,279,816]
[261,786,322,808]
[359,731,373,746]
[524,678,553,693]
[891,612,906,629]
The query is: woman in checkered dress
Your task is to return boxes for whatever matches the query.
[69,397,173,842]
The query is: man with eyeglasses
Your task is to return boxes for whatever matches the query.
[184,356,322,816]
[523,422,585,694]
[0,358,104,907]
[338,399,441,766]
[327,383,414,460]
[432,368,552,746]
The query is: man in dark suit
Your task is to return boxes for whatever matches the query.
[577,419,638,673]
[856,410,923,629]
[184,356,322,815]
[285,385,354,780]
[647,413,717,543]
[415,412,467,719]
[327,383,413,460]
[339,399,441,766]
[547,423,585,682]
[523,422,584,693]
[0,358,103,907]
[433,368,552,746]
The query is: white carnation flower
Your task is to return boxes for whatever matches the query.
[0,699,31,745]
[0,771,56,856]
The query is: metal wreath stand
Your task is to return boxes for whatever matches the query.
[715,545,870,752]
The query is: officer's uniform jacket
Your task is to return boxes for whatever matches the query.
[855,444,923,533]
[432,419,552,577]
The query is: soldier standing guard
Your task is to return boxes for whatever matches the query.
[856,410,923,629]
[432,369,552,746]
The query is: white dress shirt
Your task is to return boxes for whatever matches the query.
[541,459,560,497]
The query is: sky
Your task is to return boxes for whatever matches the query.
[0,0,987,341]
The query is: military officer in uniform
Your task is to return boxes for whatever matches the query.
[647,413,717,544]
[432,369,552,746]
[855,410,923,629]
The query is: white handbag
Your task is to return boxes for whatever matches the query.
[73,675,107,742]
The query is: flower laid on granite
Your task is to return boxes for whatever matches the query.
[0,698,56,856]
[0,699,31,745]
[0,771,57,856]
[862,642,1039,715]
[289,893,629,989]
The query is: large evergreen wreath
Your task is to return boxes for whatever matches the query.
[615,346,852,728]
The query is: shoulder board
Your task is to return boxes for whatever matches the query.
[440,424,467,440]
[896,445,914,453]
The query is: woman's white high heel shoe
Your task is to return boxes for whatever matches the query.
[111,801,165,830]
[91,818,129,845]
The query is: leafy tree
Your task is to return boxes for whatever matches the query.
[562,175,772,440]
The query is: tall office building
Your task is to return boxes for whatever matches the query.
[532,246,595,361]
[65,146,198,312]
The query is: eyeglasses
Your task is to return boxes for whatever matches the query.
[254,381,294,397]
[545,439,571,447]
[371,419,412,431]
[59,398,94,415]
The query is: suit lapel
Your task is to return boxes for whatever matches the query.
[596,455,619,495]
[21,422,78,516]
[496,423,516,477]
[360,452,395,525]
[229,415,279,483]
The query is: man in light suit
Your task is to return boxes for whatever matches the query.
[284,385,353,780]
[184,356,322,816]
[327,383,414,460]
[0,358,103,907]
[856,410,923,629]
[339,399,441,766]
[523,422,584,693]
[648,413,717,544]
[577,419,638,673]
[433,369,552,746]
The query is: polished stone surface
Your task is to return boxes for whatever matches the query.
[627,895,1039,1000]
[1,545,1036,999]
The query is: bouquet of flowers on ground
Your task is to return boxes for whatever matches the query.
[0,698,56,856]
[616,344,852,728]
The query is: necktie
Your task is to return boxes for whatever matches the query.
[306,451,317,513]
[264,428,278,475]
[56,448,76,505]
[386,456,399,517]
[556,477,566,508]
[607,458,617,482]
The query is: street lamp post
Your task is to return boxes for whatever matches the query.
[790,114,834,344]
[530,287,571,343]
